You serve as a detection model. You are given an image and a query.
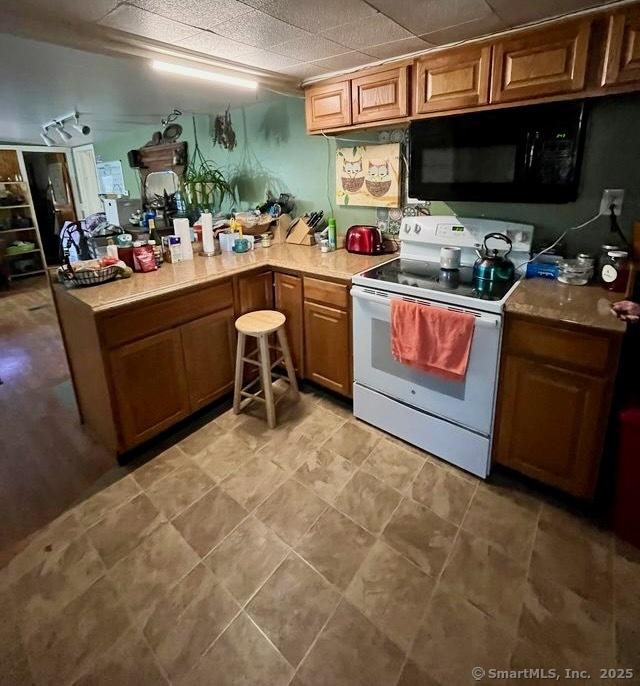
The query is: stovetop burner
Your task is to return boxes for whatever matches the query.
[359,258,513,301]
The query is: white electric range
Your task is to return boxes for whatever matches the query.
[351,215,533,478]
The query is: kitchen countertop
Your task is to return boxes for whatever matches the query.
[55,244,394,313]
[506,278,627,334]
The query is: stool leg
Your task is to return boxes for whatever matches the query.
[258,334,277,429]
[233,332,246,415]
[277,327,300,401]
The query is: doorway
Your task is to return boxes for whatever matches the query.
[23,151,77,266]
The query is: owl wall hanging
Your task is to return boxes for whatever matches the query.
[336,143,400,208]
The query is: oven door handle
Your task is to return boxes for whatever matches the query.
[351,287,501,328]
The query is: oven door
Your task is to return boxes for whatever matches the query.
[352,286,502,436]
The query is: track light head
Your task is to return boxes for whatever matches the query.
[40,128,55,146]
[55,123,72,142]
[72,123,91,136]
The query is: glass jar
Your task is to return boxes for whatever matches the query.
[558,260,591,286]
[597,244,619,283]
[600,250,630,292]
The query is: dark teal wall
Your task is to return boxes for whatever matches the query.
[95,92,640,252]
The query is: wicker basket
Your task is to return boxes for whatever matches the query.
[58,259,120,288]
[235,213,273,236]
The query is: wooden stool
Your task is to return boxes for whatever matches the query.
[233,310,299,428]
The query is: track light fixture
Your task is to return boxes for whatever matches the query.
[40,128,55,146]
[39,111,91,143]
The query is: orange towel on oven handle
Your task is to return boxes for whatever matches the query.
[390,299,476,382]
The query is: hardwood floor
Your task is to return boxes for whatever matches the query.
[0,276,114,563]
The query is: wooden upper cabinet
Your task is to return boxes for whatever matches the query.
[351,65,409,124]
[490,18,592,103]
[414,45,491,114]
[602,6,640,86]
[305,80,351,131]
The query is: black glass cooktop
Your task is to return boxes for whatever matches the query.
[359,258,511,301]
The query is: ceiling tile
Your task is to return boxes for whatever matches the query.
[486,0,609,27]
[260,0,378,32]
[183,30,252,59]
[419,12,506,45]
[234,48,300,70]
[307,51,374,74]
[132,0,252,30]
[322,14,412,50]
[365,36,433,59]
[279,62,328,79]
[271,34,349,61]
[211,9,309,48]
[99,4,197,43]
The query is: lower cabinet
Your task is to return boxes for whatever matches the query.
[493,315,621,498]
[109,328,191,449]
[304,300,351,397]
[237,270,274,314]
[274,272,304,374]
[181,308,236,411]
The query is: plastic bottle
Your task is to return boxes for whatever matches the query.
[327,218,337,251]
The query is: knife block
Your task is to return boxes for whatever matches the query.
[285,217,316,245]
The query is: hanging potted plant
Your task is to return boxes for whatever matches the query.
[184,116,233,215]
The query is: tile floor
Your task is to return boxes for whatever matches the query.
[1,387,638,686]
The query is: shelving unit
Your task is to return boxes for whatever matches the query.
[0,148,47,283]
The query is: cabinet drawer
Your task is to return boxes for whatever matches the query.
[303,277,349,309]
[504,318,614,374]
[101,280,234,348]
[491,19,591,103]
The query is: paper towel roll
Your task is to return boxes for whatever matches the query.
[173,218,193,261]
[201,212,215,254]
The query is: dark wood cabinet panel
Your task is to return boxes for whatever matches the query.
[237,270,274,315]
[603,6,640,86]
[181,308,236,411]
[109,328,190,449]
[414,45,491,113]
[274,272,303,374]
[493,355,607,498]
[305,80,351,131]
[351,65,410,124]
[491,19,592,103]
[304,300,351,397]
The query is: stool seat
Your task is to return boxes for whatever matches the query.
[235,310,286,336]
[233,309,299,429]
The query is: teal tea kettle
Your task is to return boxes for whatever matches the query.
[472,232,515,298]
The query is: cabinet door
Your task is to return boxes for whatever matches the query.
[237,270,273,315]
[305,81,351,131]
[274,272,303,374]
[490,19,591,103]
[351,66,409,124]
[304,301,351,397]
[414,45,491,114]
[109,328,190,450]
[181,308,236,411]
[493,355,608,498]
[602,7,640,86]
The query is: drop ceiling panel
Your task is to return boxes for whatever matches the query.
[133,0,252,30]
[99,4,197,43]
[486,0,610,26]
[271,34,350,61]
[279,62,329,79]
[261,0,378,32]
[211,9,309,48]
[367,0,496,36]
[366,36,433,59]
[420,12,507,45]
[307,51,374,73]
[235,48,300,70]
[322,14,413,50]
[184,30,253,59]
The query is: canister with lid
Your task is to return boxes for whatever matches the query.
[600,250,630,292]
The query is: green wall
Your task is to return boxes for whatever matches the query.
[94,92,640,253]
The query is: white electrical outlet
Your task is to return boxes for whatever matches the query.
[600,189,625,216]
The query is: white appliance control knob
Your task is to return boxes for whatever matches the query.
[414,224,421,234]
[404,225,411,233]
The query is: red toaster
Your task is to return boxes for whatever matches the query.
[345,225,384,255]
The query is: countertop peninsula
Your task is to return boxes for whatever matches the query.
[55,244,393,313]
[506,278,627,334]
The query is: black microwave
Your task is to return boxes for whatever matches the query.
[408,101,587,203]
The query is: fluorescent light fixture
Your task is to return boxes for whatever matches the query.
[151,60,258,90]
[40,129,55,146]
